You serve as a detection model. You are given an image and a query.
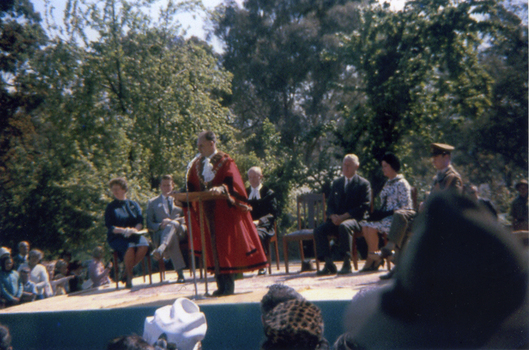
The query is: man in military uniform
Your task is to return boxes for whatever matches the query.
[379,143,462,279]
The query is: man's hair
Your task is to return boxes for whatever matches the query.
[161,175,173,183]
[109,177,128,191]
[28,249,43,261]
[344,154,359,167]
[18,241,29,249]
[107,335,155,350]
[198,130,216,143]
[248,166,263,176]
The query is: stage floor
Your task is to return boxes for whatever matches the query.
[0,260,391,313]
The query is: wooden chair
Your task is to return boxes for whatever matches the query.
[112,247,153,289]
[282,193,326,273]
[267,221,281,274]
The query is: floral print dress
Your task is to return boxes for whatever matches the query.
[360,175,412,233]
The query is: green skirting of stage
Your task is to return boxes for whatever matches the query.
[0,300,350,349]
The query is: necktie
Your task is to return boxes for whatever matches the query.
[167,197,172,212]
[345,179,349,191]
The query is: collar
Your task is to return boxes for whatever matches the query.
[251,184,263,192]
[205,150,218,161]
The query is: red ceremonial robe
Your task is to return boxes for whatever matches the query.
[184,151,268,274]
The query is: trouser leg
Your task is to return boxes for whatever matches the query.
[338,219,360,260]
[387,209,416,248]
[314,221,335,262]
[215,273,235,295]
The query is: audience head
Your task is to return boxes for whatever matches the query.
[248,166,263,188]
[261,299,328,350]
[197,131,217,157]
[54,259,68,276]
[92,246,105,259]
[28,249,43,267]
[342,154,359,178]
[160,175,174,196]
[0,256,13,272]
[430,143,454,170]
[260,284,305,315]
[18,241,29,256]
[515,179,528,197]
[463,183,479,201]
[341,192,528,349]
[19,266,30,283]
[107,335,155,350]
[0,324,12,350]
[0,248,10,260]
[143,298,207,350]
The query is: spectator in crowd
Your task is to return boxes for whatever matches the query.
[0,324,12,350]
[463,183,498,218]
[314,154,371,276]
[246,166,279,275]
[107,335,155,350]
[0,249,10,260]
[105,177,149,288]
[358,153,412,272]
[143,298,207,350]
[13,241,29,270]
[17,249,51,299]
[147,174,187,284]
[260,284,329,350]
[50,259,74,295]
[88,246,112,287]
[18,266,36,303]
[511,179,528,231]
[0,255,22,308]
[334,192,527,349]
[67,260,84,293]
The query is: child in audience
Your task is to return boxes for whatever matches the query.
[0,255,22,308]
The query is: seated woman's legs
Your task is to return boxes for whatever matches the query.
[360,226,382,272]
[123,246,148,286]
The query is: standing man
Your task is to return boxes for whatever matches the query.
[185,131,268,296]
[246,166,279,275]
[314,154,371,276]
[147,175,187,283]
[379,142,463,279]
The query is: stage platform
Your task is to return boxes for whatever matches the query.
[0,260,391,349]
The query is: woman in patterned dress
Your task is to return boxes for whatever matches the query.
[360,153,412,272]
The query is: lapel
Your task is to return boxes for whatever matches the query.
[344,175,357,200]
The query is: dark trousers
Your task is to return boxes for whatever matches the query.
[215,273,235,294]
[314,219,361,262]
[387,209,416,263]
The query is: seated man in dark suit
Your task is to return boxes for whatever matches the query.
[246,166,279,275]
[315,154,371,275]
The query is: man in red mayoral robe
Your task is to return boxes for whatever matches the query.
[185,130,268,296]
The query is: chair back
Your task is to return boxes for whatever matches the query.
[297,193,326,230]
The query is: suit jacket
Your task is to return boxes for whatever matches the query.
[327,174,371,221]
[430,165,463,194]
[146,194,184,233]
[246,185,278,236]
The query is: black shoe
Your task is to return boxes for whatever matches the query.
[258,268,266,275]
[176,270,185,283]
[125,278,132,289]
[379,267,396,280]
[337,264,352,275]
[212,290,225,296]
[316,263,337,276]
[380,247,393,259]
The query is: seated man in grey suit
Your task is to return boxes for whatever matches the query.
[314,154,371,275]
[147,175,187,283]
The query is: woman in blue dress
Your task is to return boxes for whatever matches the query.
[105,177,149,288]
[359,153,412,272]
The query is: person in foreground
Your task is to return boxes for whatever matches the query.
[334,191,528,349]
[358,153,412,272]
[260,284,329,350]
[105,177,149,288]
[314,154,371,275]
[246,166,279,275]
[185,131,268,296]
[147,174,188,283]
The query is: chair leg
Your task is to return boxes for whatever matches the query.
[158,259,165,282]
[283,237,290,274]
[274,240,280,270]
[352,233,359,271]
[146,256,153,285]
[142,259,147,282]
[267,246,272,275]
[298,241,305,262]
[312,238,320,272]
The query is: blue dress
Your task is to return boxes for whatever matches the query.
[105,199,148,260]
